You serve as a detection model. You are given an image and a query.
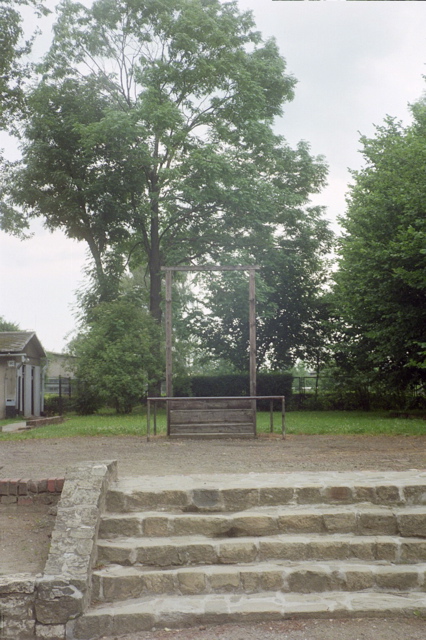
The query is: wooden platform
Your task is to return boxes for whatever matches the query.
[167,398,256,439]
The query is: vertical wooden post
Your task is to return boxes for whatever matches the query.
[249,268,256,397]
[147,399,151,442]
[165,269,173,398]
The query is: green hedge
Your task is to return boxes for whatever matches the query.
[174,373,292,409]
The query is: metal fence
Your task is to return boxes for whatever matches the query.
[45,376,74,397]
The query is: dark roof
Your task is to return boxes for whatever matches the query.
[0,332,46,357]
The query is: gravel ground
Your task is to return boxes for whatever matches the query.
[1,433,425,640]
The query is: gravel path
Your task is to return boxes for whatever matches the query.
[1,433,425,478]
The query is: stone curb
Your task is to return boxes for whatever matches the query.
[34,460,118,639]
[0,460,118,640]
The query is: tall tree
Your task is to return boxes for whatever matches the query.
[7,0,327,322]
[334,98,426,392]
[185,208,333,372]
[0,0,49,237]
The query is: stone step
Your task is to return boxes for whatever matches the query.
[99,504,426,539]
[105,472,426,513]
[96,533,426,567]
[71,590,426,639]
[92,560,426,602]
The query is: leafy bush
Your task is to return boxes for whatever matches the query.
[72,299,161,414]
[174,373,292,408]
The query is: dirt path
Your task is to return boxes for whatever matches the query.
[1,433,425,479]
[1,434,425,639]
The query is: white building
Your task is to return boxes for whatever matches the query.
[0,332,46,419]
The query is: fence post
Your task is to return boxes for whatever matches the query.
[58,375,63,416]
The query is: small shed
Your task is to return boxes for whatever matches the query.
[0,331,46,419]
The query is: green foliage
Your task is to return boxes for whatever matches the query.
[174,372,293,405]
[43,395,76,416]
[334,98,426,392]
[0,0,50,236]
[6,0,328,337]
[71,298,160,413]
[0,315,20,331]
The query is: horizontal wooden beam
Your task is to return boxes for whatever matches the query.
[161,265,260,272]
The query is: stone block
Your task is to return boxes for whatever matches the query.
[287,569,341,593]
[209,569,240,591]
[344,567,374,591]
[375,541,398,562]
[219,541,257,564]
[358,513,397,535]
[35,623,66,639]
[232,515,278,537]
[400,541,426,563]
[70,612,113,640]
[323,512,356,533]
[191,488,222,511]
[185,542,218,565]
[99,516,141,537]
[295,487,323,504]
[0,574,36,595]
[258,539,307,562]
[258,487,294,506]
[398,512,426,537]
[347,540,376,561]
[0,495,17,504]
[307,539,350,561]
[325,486,353,502]
[98,544,134,566]
[221,489,259,512]
[0,479,9,495]
[173,515,223,537]
[110,611,156,635]
[137,543,181,567]
[403,486,426,505]
[7,480,20,495]
[178,571,206,595]
[143,516,170,537]
[278,513,323,534]
[18,479,30,495]
[374,485,401,504]
[35,578,84,624]
[375,568,419,590]
[240,570,260,592]
[260,570,283,590]
[353,486,375,503]
[102,572,143,601]
[142,571,176,594]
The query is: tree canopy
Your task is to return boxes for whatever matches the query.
[334,99,426,392]
[5,0,328,322]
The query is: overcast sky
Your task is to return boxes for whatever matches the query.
[1,0,426,353]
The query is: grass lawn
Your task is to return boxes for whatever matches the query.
[0,409,424,440]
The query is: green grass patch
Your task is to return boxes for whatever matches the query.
[0,408,424,441]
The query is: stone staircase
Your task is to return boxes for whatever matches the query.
[71,472,426,639]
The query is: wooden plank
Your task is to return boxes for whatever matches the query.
[170,421,255,430]
[161,266,260,272]
[170,424,254,434]
[249,268,256,398]
[165,270,173,397]
[170,431,255,440]
[168,399,253,411]
[169,410,254,425]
